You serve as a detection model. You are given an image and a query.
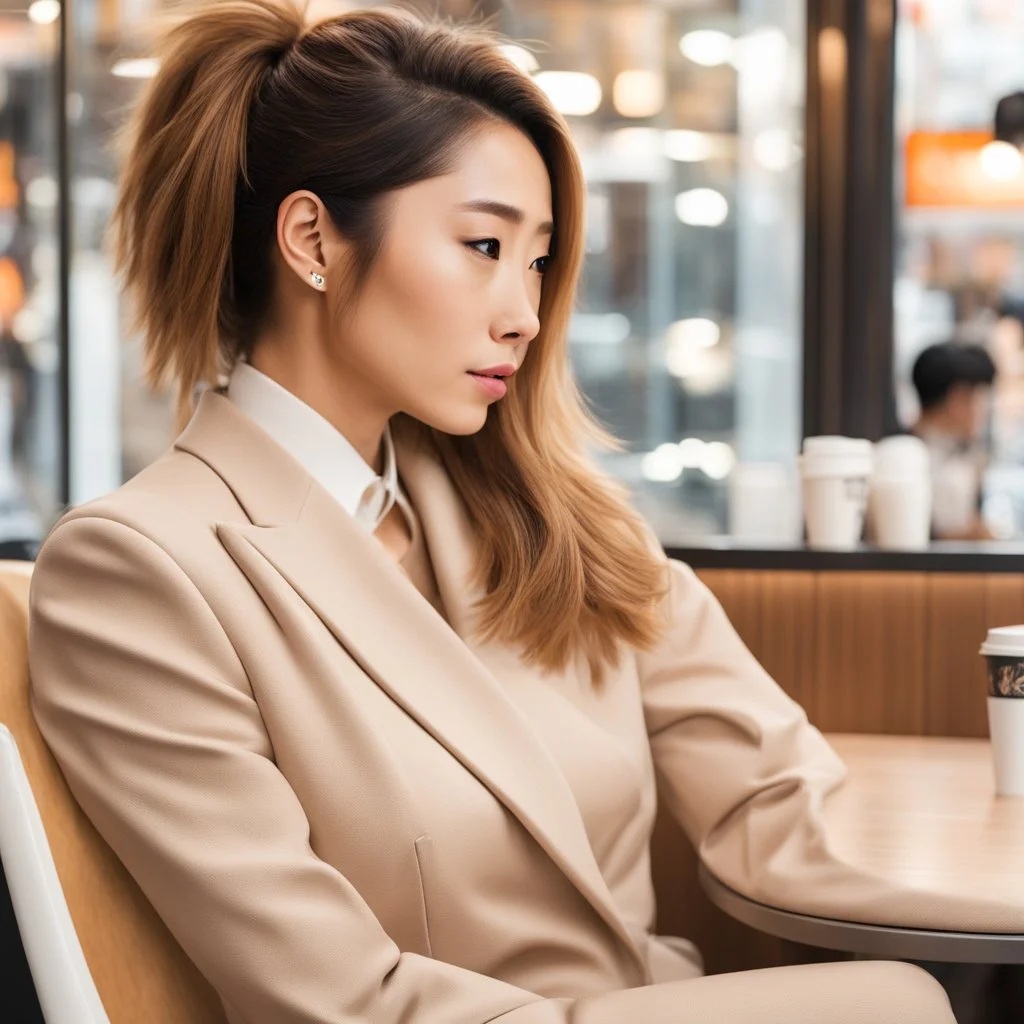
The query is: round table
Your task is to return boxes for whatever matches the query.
[698,733,1024,964]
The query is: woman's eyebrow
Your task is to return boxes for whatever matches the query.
[458,199,554,235]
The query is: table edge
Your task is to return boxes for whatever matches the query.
[697,863,1024,964]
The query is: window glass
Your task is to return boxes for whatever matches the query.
[893,0,1024,539]
[0,3,61,554]
[68,0,805,542]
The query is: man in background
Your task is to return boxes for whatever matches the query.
[911,341,997,540]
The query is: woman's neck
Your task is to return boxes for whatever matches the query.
[249,335,391,473]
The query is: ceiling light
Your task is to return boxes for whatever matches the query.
[499,45,539,75]
[112,58,160,79]
[642,444,685,483]
[979,140,1023,182]
[679,30,734,68]
[674,188,729,227]
[666,317,721,349]
[753,128,797,171]
[28,0,60,25]
[677,438,706,468]
[700,442,736,480]
[612,70,664,119]
[534,72,601,117]
[664,130,713,162]
[607,127,661,156]
[25,177,58,210]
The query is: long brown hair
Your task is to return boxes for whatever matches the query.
[112,0,669,682]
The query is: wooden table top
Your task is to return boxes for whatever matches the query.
[824,733,1023,904]
[700,733,1024,961]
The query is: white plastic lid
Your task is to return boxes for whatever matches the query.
[872,435,930,477]
[980,626,1024,657]
[803,436,874,458]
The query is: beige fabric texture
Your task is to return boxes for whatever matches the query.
[28,392,958,1023]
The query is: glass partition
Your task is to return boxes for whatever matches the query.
[893,0,1024,539]
[58,0,807,542]
[0,1,61,555]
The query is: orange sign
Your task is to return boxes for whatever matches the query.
[905,130,1024,207]
[0,142,19,210]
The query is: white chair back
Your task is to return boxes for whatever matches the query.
[0,724,110,1022]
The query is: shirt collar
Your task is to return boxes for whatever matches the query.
[226,361,403,531]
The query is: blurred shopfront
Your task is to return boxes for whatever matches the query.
[6,0,1024,551]
[893,0,1024,539]
[0,0,809,552]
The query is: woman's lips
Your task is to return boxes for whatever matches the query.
[467,372,508,399]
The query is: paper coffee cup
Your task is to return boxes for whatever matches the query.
[729,463,801,545]
[979,626,1024,797]
[800,437,873,550]
[870,479,931,550]
[868,436,931,551]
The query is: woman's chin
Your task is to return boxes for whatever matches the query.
[414,403,491,437]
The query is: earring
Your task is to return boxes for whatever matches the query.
[310,271,325,289]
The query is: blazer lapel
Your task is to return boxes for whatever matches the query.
[176,395,646,976]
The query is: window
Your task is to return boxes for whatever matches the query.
[893,0,1024,538]
[0,2,61,556]
[21,0,808,544]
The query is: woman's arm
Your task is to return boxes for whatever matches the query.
[637,558,1024,935]
[635,560,897,921]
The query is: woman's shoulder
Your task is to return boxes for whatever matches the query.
[38,445,246,580]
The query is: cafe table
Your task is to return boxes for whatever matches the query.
[698,733,1024,963]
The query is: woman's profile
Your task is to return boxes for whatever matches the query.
[27,2,954,1021]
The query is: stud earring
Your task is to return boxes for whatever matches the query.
[310,271,325,289]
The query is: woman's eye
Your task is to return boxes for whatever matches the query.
[467,238,500,260]
[531,254,552,275]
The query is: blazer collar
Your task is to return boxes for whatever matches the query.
[175,392,647,978]
[175,389,312,526]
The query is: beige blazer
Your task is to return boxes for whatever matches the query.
[27,392,959,1024]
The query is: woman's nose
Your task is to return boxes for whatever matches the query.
[493,284,541,344]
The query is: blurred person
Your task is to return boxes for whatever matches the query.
[26,3,957,1023]
[911,341,997,540]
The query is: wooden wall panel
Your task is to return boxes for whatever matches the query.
[984,574,1024,629]
[811,573,928,735]
[700,570,764,656]
[695,568,1018,740]
[755,572,818,715]
[924,575,989,738]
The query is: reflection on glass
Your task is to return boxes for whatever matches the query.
[0,7,59,555]
[65,0,805,542]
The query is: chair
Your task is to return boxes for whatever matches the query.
[0,561,226,1023]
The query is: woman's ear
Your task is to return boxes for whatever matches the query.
[276,190,347,291]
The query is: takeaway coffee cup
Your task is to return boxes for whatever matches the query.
[799,437,873,550]
[729,462,802,545]
[979,626,1024,797]
[869,436,932,551]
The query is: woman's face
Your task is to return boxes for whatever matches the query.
[327,121,554,435]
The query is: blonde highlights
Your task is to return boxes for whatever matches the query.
[113,0,669,682]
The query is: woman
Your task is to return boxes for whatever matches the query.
[27,2,954,1022]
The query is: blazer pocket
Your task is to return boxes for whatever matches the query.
[413,835,435,958]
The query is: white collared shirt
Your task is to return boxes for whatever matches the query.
[227,361,410,534]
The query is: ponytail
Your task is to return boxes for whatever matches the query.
[111,0,306,423]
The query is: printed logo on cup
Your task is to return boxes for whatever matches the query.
[980,627,1024,698]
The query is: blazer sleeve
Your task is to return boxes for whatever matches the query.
[635,558,900,922]
[29,514,573,1024]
